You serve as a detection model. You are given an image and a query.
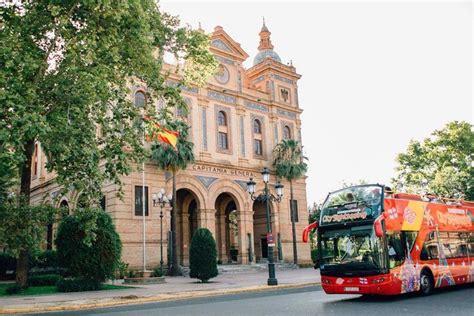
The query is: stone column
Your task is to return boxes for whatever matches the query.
[238,209,253,264]
[218,214,228,263]
[181,214,190,266]
[198,209,217,239]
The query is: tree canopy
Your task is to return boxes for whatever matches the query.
[0,0,217,203]
[150,120,195,173]
[392,121,473,200]
[272,139,308,182]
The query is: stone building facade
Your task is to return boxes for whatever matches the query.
[30,23,310,268]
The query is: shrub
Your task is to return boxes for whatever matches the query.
[116,260,129,279]
[127,270,136,278]
[152,266,163,277]
[28,274,62,286]
[30,250,58,270]
[5,284,22,295]
[189,228,218,283]
[311,248,318,263]
[56,209,122,283]
[57,278,100,293]
[0,253,16,278]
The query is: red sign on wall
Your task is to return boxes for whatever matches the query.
[267,233,275,247]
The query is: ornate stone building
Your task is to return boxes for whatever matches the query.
[30,23,310,268]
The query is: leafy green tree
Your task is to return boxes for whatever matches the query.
[189,228,218,283]
[0,149,17,201]
[0,198,56,288]
[393,121,473,200]
[308,202,321,258]
[56,208,122,283]
[0,1,216,286]
[150,120,194,276]
[272,139,308,265]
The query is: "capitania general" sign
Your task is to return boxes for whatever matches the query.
[190,164,256,177]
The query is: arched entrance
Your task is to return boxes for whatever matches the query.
[215,193,240,264]
[252,200,277,263]
[176,188,200,266]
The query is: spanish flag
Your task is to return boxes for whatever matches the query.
[144,116,179,149]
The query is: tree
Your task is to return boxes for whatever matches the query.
[0,1,216,286]
[272,139,308,264]
[189,228,218,283]
[0,198,56,288]
[393,121,473,200]
[56,208,122,283]
[150,120,194,276]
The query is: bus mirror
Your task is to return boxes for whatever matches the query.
[302,222,318,243]
[374,213,386,238]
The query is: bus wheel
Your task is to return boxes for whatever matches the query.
[420,270,434,296]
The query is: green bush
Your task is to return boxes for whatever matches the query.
[0,253,16,278]
[57,278,100,293]
[311,248,319,263]
[56,209,122,283]
[189,228,218,283]
[127,270,136,278]
[152,266,163,277]
[116,260,129,279]
[28,274,62,286]
[30,250,58,270]
[5,284,22,295]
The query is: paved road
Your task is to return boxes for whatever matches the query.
[33,284,473,316]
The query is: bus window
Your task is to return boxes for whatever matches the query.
[387,232,404,268]
[420,231,439,261]
[402,231,417,253]
[468,232,474,256]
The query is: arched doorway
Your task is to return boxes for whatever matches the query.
[252,201,277,263]
[215,193,240,264]
[176,188,200,266]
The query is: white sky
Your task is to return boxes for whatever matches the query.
[160,0,473,205]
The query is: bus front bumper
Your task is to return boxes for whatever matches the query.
[321,274,400,295]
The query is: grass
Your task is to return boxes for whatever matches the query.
[0,282,133,297]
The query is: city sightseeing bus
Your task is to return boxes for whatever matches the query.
[302,184,474,296]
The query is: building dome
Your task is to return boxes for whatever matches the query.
[253,49,281,66]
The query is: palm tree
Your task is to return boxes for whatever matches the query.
[272,139,308,265]
[151,120,194,276]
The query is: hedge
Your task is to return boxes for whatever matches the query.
[28,274,62,286]
[57,278,101,292]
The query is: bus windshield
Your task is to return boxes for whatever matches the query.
[320,185,383,225]
[320,225,386,275]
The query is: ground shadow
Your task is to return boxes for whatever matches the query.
[323,282,474,305]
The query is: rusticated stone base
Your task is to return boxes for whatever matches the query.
[124,276,166,285]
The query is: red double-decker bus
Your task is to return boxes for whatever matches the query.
[303,184,474,295]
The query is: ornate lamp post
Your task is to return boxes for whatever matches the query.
[152,188,173,276]
[246,167,284,286]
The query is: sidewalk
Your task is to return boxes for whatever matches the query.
[0,268,320,314]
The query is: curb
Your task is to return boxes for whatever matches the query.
[0,282,321,314]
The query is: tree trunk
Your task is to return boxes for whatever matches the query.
[290,180,298,265]
[169,170,180,276]
[16,138,35,287]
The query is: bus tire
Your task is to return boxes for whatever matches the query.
[420,269,434,296]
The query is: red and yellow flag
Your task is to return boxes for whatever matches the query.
[144,116,179,149]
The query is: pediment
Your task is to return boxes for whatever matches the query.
[211,26,249,62]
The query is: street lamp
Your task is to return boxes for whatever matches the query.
[152,188,173,276]
[246,167,284,286]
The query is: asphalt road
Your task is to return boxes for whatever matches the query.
[33,284,474,316]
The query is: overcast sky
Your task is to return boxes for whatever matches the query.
[160,0,473,205]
